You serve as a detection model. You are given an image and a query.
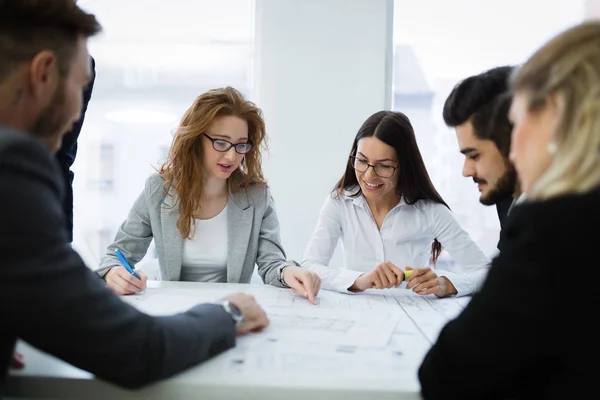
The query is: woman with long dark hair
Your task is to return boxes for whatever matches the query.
[302,111,490,298]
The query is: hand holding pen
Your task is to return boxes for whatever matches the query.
[104,249,147,296]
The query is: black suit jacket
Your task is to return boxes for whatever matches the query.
[0,125,236,395]
[419,186,599,399]
[495,196,514,231]
[55,56,95,242]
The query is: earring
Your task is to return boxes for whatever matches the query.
[547,142,557,155]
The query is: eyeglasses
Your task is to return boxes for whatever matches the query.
[349,156,398,178]
[203,134,253,154]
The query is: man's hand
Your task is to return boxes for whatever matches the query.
[405,267,458,298]
[282,266,321,305]
[223,292,270,336]
[105,266,147,295]
[10,351,24,369]
[349,261,404,292]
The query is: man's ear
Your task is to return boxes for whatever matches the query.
[28,50,60,103]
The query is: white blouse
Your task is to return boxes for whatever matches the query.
[301,190,491,296]
[180,204,228,283]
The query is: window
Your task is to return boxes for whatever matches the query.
[97,229,114,260]
[84,142,114,191]
[99,143,115,191]
[160,145,170,163]
[72,0,255,264]
[392,0,587,261]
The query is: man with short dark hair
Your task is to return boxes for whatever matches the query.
[443,66,521,230]
[0,1,268,393]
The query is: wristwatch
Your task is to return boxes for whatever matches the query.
[279,265,291,287]
[218,301,243,325]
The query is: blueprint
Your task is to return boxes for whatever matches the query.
[121,283,469,382]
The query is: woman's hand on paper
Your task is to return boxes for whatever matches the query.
[105,266,147,295]
[349,261,404,292]
[283,266,321,305]
[405,267,457,298]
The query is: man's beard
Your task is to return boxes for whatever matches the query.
[476,162,517,206]
[30,83,69,149]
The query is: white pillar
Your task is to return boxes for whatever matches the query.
[254,0,394,264]
[586,0,600,19]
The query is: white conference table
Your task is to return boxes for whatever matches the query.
[6,280,470,400]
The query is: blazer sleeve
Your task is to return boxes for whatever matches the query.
[95,176,156,277]
[0,139,236,389]
[255,188,296,287]
[428,203,491,296]
[418,205,558,399]
[301,194,362,293]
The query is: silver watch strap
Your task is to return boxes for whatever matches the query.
[216,301,243,324]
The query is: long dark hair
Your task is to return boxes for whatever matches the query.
[334,111,449,265]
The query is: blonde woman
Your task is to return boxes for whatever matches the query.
[419,21,600,399]
[96,87,320,303]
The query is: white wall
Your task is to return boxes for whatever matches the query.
[254,0,394,266]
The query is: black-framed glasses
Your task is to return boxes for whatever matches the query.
[203,134,253,154]
[349,156,398,178]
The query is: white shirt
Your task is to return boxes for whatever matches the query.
[180,204,228,283]
[301,191,491,296]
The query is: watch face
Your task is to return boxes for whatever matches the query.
[226,301,243,322]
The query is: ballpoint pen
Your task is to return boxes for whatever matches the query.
[115,249,140,279]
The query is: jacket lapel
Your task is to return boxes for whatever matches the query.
[161,186,184,281]
[227,189,254,283]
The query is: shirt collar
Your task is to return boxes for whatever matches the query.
[343,186,407,209]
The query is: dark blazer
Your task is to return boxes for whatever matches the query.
[419,186,600,399]
[495,196,513,231]
[55,56,95,242]
[0,125,236,395]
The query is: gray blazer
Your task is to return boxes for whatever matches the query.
[96,174,295,287]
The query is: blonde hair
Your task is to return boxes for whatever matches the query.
[511,21,600,200]
[159,87,267,239]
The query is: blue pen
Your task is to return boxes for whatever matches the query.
[115,249,140,279]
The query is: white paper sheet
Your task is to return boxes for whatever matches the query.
[121,284,466,380]
[123,286,400,348]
